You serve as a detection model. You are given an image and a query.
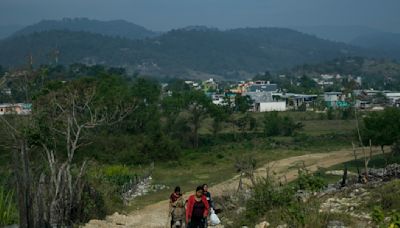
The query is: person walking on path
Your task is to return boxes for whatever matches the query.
[202,184,214,209]
[186,186,209,228]
[169,186,185,227]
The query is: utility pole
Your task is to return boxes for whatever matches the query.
[28,53,33,70]
[54,49,60,65]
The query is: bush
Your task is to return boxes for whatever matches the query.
[71,184,106,223]
[103,165,136,186]
[0,187,18,226]
[244,178,294,224]
[372,180,400,211]
[371,206,400,227]
[371,206,385,224]
[240,176,337,227]
[263,112,303,137]
[327,108,334,120]
[216,153,224,159]
[341,108,354,120]
[392,140,400,156]
[295,169,327,192]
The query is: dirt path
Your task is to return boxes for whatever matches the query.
[85,148,379,228]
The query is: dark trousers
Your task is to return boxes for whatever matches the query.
[188,217,205,228]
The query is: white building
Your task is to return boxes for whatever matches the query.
[211,94,225,106]
[385,92,400,105]
[256,102,286,112]
[244,92,287,112]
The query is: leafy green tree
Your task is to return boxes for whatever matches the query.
[129,77,162,134]
[361,108,400,154]
[264,112,302,136]
[235,95,253,113]
[327,107,334,120]
[161,92,186,136]
[184,90,212,148]
[235,116,249,135]
[235,113,257,136]
[166,79,191,93]
[372,92,389,105]
[263,112,281,136]
[253,71,272,81]
[281,116,303,136]
[209,104,230,136]
[299,75,319,93]
[340,107,354,120]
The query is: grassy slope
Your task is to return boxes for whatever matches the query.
[125,117,356,211]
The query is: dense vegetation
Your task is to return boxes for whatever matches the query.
[0,27,377,79]
[237,171,328,227]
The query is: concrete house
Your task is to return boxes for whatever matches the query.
[0,103,32,115]
[281,93,318,110]
[324,92,349,108]
[244,92,286,112]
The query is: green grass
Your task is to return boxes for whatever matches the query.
[200,111,356,136]
[126,135,354,211]
[302,120,356,136]
[0,187,18,226]
[90,116,358,212]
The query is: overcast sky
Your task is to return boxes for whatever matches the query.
[1,0,399,32]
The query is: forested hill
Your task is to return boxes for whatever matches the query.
[11,18,159,40]
[350,32,400,60]
[282,57,400,90]
[0,27,380,79]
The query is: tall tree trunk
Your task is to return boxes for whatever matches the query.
[193,123,199,149]
[13,139,33,228]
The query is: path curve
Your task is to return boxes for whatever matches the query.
[85,148,378,228]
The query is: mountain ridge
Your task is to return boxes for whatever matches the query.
[0,27,383,79]
[11,18,159,40]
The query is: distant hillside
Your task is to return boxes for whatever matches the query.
[0,27,380,79]
[12,18,158,40]
[292,25,400,60]
[292,25,382,43]
[0,24,25,39]
[283,57,400,90]
[350,32,400,59]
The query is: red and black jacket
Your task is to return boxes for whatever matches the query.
[186,195,210,222]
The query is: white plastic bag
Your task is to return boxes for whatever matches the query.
[210,208,221,225]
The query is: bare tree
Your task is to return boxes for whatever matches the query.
[32,80,136,226]
[354,107,375,182]
[0,71,136,227]
[0,69,39,227]
[235,154,257,192]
